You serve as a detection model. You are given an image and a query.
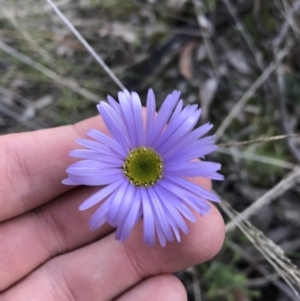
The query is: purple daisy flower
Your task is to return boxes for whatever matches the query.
[63,89,223,247]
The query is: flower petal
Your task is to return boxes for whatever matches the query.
[163,135,216,162]
[107,95,122,115]
[88,194,115,230]
[164,175,220,203]
[118,91,137,147]
[164,162,223,180]
[156,108,201,155]
[154,104,195,149]
[69,172,122,186]
[148,187,174,244]
[79,178,124,210]
[67,160,121,173]
[161,123,214,159]
[106,180,130,227]
[97,102,131,150]
[154,185,189,242]
[145,88,156,138]
[76,139,116,156]
[141,188,155,246]
[158,181,197,222]
[159,179,211,215]
[169,99,183,122]
[115,189,141,242]
[86,129,127,158]
[131,92,144,146]
[146,90,180,146]
[114,182,136,226]
[61,178,78,185]
[69,149,122,164]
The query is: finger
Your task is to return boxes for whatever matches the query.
[0,115,107,221]
[0,177,210,292]
[1,204,224,301]
[115,274,187,301]
[0,186,113,292]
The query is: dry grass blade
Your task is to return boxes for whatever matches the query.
[273,0,300,47]
[220,199,300,299]
[0,102,41,130]
[192,0,219,74]
[217,147,295,169]
[0,4,55,66]
[45,0,125,91]
[280,0,300,42]
[228,241,300,301]
[215,44,291,141]
[221,0,264,71]
[226,167,300,232]
[1,0,71,19]
[186,267,202,301]
[0,40,101,103]
[218,134,300,147]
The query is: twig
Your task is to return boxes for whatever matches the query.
[0,40,101,103]
[225,167,300,232]
[218,134,300,147]
[246,274,280,288]
[276,61,300,164]
[44,0,125,91]
[215,45,291,141]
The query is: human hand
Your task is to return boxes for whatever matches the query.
[0,116,224,301]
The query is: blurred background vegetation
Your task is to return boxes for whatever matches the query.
[1,0,300,300]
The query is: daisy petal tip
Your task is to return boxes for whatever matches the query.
[218,174,225,181]
[123,89,131,99]
[96,103,101,112]
[61,178,78,186]
[144,237,155,247]
[172,90,181,99]
[210,194,221,203]
[147,87,155,98]
[118,90,126,100]
[182,228,189,235]
[75,138,83,145]
[79,203,89,211]
[190,216,197,223]
[161,240,167,248]
[89,223,97,231]
[68,149,76,157]
[117,233,128,243]
[85,128,94,136]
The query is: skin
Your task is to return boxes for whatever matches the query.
[0,115,225,301]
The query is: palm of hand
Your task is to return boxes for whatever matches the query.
[0,116,224,301]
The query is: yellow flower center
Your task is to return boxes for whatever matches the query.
[123,147,163,187]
